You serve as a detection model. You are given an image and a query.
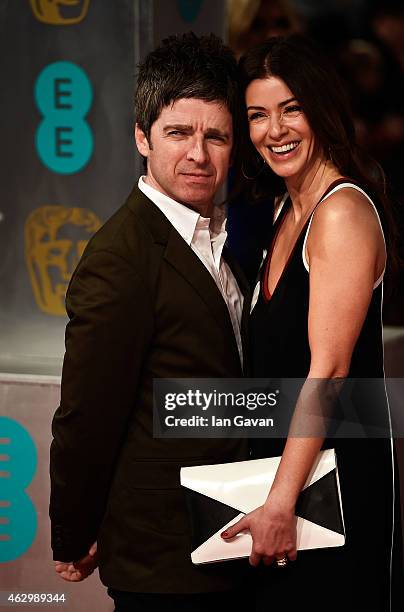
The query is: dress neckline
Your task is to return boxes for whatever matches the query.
[262,177,353,302]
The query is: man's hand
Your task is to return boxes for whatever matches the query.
[54,542,98,582]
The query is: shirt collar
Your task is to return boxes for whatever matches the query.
[138,176,227,245]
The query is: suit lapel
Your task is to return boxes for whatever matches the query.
[126,186,241,363]
[164,227,239,358]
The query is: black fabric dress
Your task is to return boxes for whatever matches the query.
[250,180,403,611]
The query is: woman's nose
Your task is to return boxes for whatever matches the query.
[267,114,288,139]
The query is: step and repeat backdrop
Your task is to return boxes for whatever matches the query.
[1,2,402,608]
[1,0,146,375]
[0,1,225,610]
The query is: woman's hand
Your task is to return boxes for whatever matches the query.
[221,494,297,566]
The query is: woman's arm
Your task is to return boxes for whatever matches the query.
[222,189,386,565]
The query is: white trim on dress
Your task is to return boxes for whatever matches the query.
[301,182,386,290]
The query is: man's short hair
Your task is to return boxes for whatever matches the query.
[135,32,244,157]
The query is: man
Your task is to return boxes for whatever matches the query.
[50,33,250,610]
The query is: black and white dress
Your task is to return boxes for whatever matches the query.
[250,180,403,611]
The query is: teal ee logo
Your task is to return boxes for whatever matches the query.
[0,417,37,562]
[177,0,203,22]
[35,61,93,174]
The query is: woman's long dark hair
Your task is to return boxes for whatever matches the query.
[238,34,400,282]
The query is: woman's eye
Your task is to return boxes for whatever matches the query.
[283,105,302,116]
[248,112,266,122]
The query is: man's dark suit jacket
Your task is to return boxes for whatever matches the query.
[50,186,250,594]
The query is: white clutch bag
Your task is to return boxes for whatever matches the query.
[180,448,345,564]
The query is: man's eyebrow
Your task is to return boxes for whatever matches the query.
[163,124,192,132]
[163,124,230,139]
[247,97,297,111]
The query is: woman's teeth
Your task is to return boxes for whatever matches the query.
[270,141,300,154]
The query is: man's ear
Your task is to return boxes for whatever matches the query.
[134,123,150,157]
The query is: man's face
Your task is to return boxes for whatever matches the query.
[135,98,233,215]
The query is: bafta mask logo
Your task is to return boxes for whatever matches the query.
[25,206,101,316]
[30,0,90,25]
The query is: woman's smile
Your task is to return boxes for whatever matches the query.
[266,140,301,157]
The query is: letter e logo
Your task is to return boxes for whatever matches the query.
[34,61,93,174]
[0,418,37,562]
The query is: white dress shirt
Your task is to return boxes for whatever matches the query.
[138,176,244,366]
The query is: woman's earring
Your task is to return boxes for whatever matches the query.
[241,154,266,180]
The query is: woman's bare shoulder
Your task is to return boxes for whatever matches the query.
[310,186,382,241]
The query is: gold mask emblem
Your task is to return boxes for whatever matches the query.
[30,0,90,25]
[25,206,101,316]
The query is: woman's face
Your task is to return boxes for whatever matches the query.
[245,76,319,183]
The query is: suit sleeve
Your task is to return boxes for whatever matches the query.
[50,249,153,562]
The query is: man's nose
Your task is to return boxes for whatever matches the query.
[186,136,209,164]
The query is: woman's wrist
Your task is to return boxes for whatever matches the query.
[264,486,297,513]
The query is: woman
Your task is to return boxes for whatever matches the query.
[222,35,402,610]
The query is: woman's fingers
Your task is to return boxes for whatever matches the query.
[249,549,263,566]
[262,555,274,566]
[221,515,248,539]
[220,506,298,567]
